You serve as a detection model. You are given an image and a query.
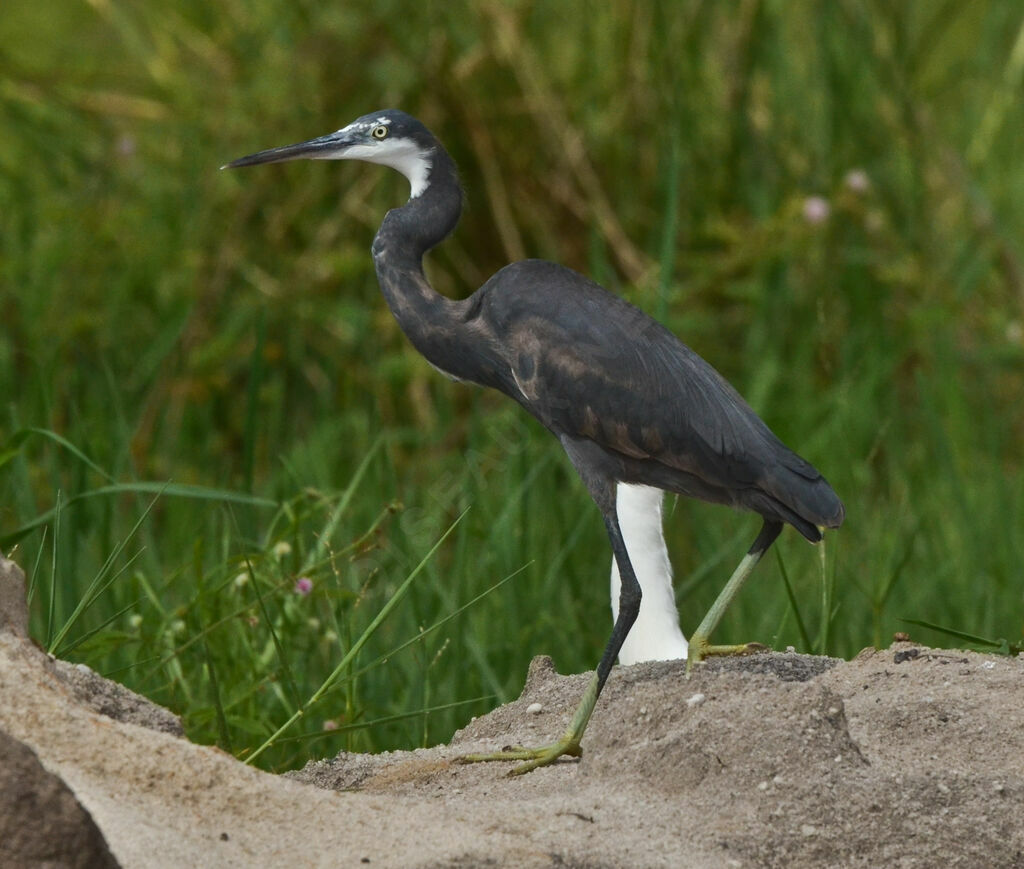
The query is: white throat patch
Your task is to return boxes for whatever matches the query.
[316,136,433,199]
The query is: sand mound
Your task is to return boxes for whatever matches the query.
[1,556,1021,868]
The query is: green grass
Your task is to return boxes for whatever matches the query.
[2,2,1023,771]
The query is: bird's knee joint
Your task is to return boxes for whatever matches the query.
[618,587,642,619]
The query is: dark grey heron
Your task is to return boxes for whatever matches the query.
[224,110,844,774]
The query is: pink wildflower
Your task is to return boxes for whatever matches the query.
[802,196,830,225]
[844,169,870,194]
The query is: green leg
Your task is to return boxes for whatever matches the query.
[459,490,641,776]
[685,519,783,675]
[459,671,599,775]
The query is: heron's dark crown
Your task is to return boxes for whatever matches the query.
[349,109,438,150]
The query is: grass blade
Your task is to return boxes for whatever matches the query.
[244,508,467,766]
[333,563,528,690]
[900,618,1021,655]
[300,437,384,574]
[2,483,277,549]
[48,491,161,654]
[775,548,812,653]
[278,696,495,746]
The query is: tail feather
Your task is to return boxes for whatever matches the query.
[753,450,845,542]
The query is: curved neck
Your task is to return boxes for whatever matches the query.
[370,147,474,378]
[372,146,462,267]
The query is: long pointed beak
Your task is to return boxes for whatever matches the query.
[221,130,356,170]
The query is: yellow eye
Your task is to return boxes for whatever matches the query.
[371,124,388,140]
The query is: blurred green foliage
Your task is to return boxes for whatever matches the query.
[1,1,1022,769]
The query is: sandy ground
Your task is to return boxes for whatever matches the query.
[2,555,1022,868]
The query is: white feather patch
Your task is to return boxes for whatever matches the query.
[611,483,689,664]
[314,138,433,199]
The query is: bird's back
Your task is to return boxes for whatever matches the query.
[467,260,844,540]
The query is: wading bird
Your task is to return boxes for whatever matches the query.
[225,110,844,774]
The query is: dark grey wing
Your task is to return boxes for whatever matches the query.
[473,261,842,531]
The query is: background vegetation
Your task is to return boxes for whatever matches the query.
[1,1,1021,771]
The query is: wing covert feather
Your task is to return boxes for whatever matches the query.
[476,260,819,492]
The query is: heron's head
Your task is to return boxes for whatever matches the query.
[223,110,436,198]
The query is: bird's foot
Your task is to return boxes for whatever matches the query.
[457,736,582,776]
[685,636,768,675]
